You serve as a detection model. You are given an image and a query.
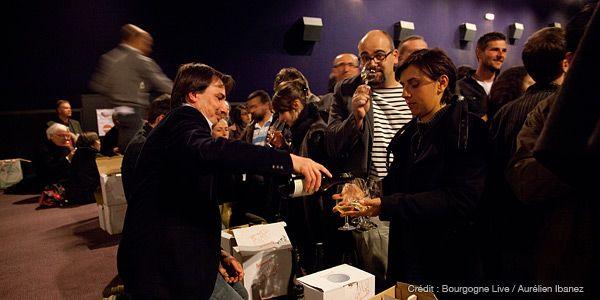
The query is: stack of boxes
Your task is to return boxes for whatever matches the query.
[95,156,127,235]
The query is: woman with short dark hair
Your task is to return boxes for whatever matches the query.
[341,49,488,288]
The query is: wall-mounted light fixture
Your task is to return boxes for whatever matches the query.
[301,17,323,42]
[394,20,415,43]
[508,22,524,43]
[459,23,477,42]
[485,13,495,21]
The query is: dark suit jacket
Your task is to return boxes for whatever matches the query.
[117,105,292,299]
[47,117,83,136]
[121,122,153,200]
[457,70,489,118]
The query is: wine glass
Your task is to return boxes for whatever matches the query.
[356,178,381,231]
[335,184,356,231]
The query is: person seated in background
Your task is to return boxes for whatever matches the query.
[100,111,120,157]
[341,49,488,292]
[66,132,101,205]
[34,123,75,207]
[228,104,250,141]
[121,94,171,200]
[47,99,83,138]
[487,66,534,121]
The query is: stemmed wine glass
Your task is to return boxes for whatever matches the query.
[335,184,356,231]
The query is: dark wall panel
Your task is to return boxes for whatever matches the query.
[2,0,582,158]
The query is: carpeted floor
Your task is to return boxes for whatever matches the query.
[0,193,120,299]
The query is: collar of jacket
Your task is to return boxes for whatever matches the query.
[168,105,210,129]
[524,82,561,94]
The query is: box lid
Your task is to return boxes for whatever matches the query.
[232,221,291,254]
[298,264,374,292]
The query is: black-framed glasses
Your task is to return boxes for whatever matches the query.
[360,50,393,64]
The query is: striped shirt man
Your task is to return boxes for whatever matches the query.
[370,86,412,178]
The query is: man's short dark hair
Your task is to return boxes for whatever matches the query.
[246,90,271,104]
[273,67,309,92]
[477,32,507,52]
[522,27,566,84]
[566,3,596,53]
[396,48,457,104]
[148,94,171,123]
[170,63,224,108]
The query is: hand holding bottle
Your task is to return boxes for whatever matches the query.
[290,154,332,194]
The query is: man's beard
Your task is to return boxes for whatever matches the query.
[252,112,264,122]
[363,67,386,87]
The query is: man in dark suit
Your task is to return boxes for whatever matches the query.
[117,63,330,299]
[47,99,82,138]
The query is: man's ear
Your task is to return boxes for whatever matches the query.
[475,48,482,62]
[187,91,200,104]
[392,49,400,66]
[437,75,449,94]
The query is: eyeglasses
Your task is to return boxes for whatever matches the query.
[360,50,393,64]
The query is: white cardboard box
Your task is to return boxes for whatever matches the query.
[97,203,127,234]
[230,222,293,300]
[298,264,375,300]
[99,174,127,206]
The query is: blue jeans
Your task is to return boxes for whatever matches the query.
[209,274,248,300]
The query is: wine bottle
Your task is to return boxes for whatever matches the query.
[313,242,325,272]
[279,172,354,198]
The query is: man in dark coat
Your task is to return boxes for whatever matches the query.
[47,99,83,137]
[121,94,171,200]
[457,32,507,120]
[117,63,329,299]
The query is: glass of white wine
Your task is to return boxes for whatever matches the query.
[335,184,356,231]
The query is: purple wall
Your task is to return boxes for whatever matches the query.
[5,0,575,110]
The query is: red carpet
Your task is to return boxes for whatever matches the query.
[0,193,120,299]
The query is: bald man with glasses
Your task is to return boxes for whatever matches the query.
[325,30,412,285]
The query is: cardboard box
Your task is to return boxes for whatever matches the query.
[229,222,293,300]
[98,174,127,206]
[98,203,127,235]
[104,203,127,234]
[370,282,437,300]
[298,264,375,300]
